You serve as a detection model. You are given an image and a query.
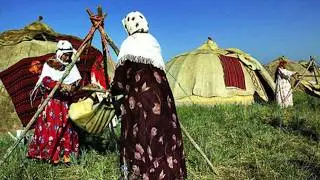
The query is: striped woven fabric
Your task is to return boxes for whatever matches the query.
[219,55,246,90]
[0,36,103,127]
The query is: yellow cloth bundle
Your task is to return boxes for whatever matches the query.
[69,96,115,134]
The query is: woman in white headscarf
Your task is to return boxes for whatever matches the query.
[27,40,81,165]
[275,59,297,108]
[110,11,187,179]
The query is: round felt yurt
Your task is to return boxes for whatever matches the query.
[166,37,276,105]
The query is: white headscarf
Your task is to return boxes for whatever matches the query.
[35,63,81,86]
[55,40,74,65]
[117,11,165,71]
[122,11,149,35]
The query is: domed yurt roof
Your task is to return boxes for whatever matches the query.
[0,21,115,77]
[0,21,58,68]
[166,37,275,105]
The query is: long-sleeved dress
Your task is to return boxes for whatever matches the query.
[27,76,79,163]
[275,67,296,108]
[111,60,187,179]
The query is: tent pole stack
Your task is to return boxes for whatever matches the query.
[309,56,320,84]
[290,56,320,98]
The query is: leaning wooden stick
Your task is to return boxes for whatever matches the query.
[298,75,320,77]
[81,86,107,93]
[294,57,315,89]
[166,72,218,174]
[180,123,219,175]
[310,56,319,84]
[282,57,314,102]
[0,18,100,166]
[100,26,119,55]
[97,6,110,89]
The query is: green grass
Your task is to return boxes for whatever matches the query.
[0,91,320,179]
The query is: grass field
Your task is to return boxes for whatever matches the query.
[0,91,319,179]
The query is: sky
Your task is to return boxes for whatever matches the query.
[0,0,319,64]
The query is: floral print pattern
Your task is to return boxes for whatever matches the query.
[111,61,187,179]
[27,77,79,163]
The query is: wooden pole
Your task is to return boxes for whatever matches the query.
[285,57,312,89]
[80,86,106,93]
[293,57,314,88]
[96,6,110,89]
[311,56,319,84]
[0,17,100,166]
[180,123,219,175]
[298,75,320,77]
[281,57,314,102]
[100,28,119,56]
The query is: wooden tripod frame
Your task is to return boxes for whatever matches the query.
[292,56,319,88]
[306,56,320,84]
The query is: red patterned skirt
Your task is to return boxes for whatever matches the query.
[27,97,79,164]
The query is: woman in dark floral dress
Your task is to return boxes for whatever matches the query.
[110,11,187,179]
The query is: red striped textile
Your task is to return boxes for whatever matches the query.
[0,36,104,126]
[219,55,246,90]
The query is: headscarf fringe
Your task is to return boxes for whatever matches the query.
[117,54,165,71]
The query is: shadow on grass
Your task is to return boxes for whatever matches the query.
[289,159,320,179]
[263,116,320,142]
[243,163,260,179]
[77,128,120,154]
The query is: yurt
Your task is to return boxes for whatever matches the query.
[166,37,276,105]
[0,20,115,127]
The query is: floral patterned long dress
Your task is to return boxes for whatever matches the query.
[111,60,187,180]
[27,76,79,163]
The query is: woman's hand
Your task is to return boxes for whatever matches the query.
[102,90,111,99]
[293,72,300,79]
[60,84,72,93]
[85,83,100,89]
